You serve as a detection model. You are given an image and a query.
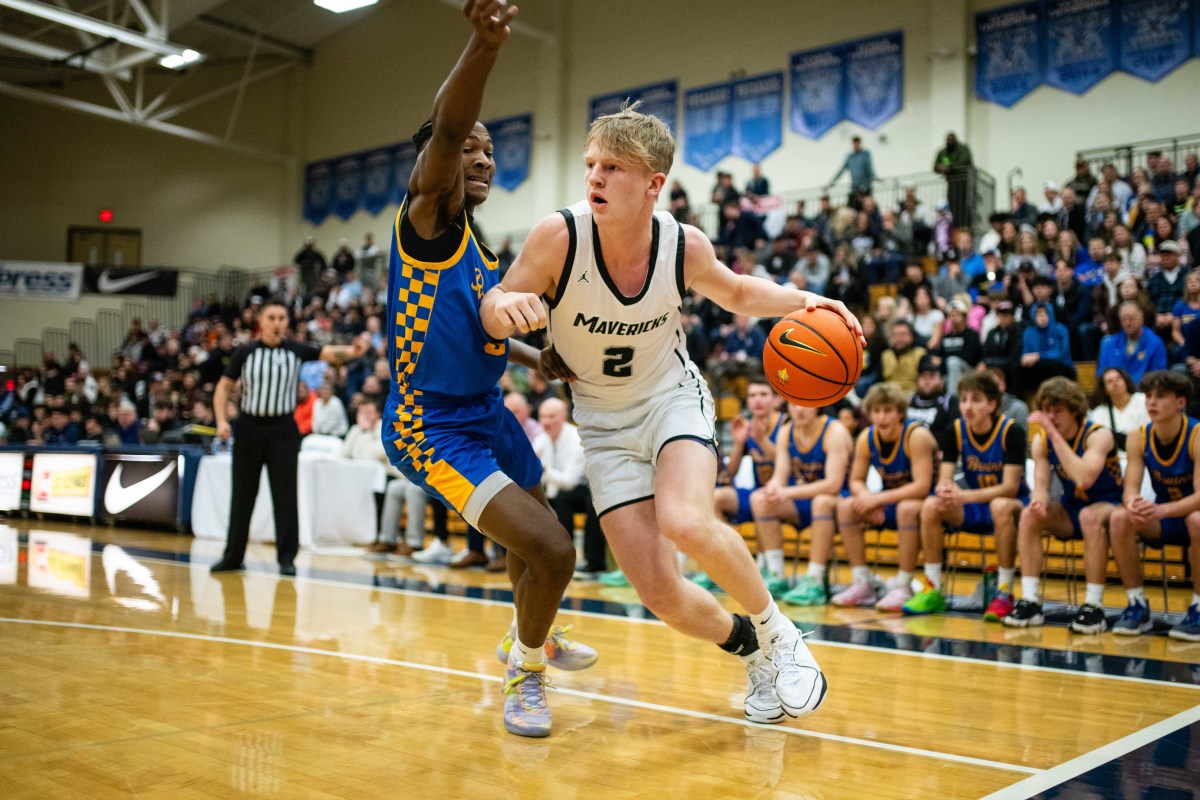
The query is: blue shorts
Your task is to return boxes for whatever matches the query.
[733,486,755,524]
[958,497,1029,534]
[383,387,542,519]
[1154,517,1191,546]
[881,504,898,531]
[1060,499,1120,539]
[794,489,849,529]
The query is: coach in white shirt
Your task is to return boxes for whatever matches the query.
[535,398,608,575]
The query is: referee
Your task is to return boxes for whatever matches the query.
[210,300,367,576]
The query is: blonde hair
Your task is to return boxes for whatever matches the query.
[585,101,674,174]
[1035,376,1089,418]
[863,382,910,415]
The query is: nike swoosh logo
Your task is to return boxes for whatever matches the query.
[778,328,825,356]
[104,462,176,514]
[97,270,160,293]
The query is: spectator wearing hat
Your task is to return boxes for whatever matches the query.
[979,213,1007,255]
[981,300,1023,388]
[1148,240,1186,344]
[1018,301,1075,396]
[1098,301,1168,385]
[932,299,982,395]
[1021,275,1057,320]
[907,355,958,443]
[1066,160,1098,199]
[1040,181,1063,215]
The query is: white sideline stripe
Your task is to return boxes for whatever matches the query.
[0,617,1039,775]
[979,704,1200,800]
[118,554,1200,690]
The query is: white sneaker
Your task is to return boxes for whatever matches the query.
[764,626,828,719]
[412,539,455,565]
[742,651,785,724]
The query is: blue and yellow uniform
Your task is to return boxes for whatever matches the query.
[382,200,541,519]
[867,420,927,530]
[1141,416,1200,545]
[731,412,786,523]
[1044,419,1124,537]
[787,416,849,528]
[950,415,1030,533]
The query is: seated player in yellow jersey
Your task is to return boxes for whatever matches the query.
[1109,370,1200,641]
[1005,378,1124,633]
[709,378,787,595]
[749,402,853,606]
[907,372,1029,618]
[832,383,937,611]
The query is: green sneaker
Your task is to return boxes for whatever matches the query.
[598,570,629,587]
[782,576,827,606]
[765,576,790,599]
[902,587,947,616]
[691,572,719,591]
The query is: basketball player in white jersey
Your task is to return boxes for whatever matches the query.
[481,104,862,723]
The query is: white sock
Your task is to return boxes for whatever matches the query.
[998,567,1016,591]
[1021,577,1041,604]
[750,600,792,642]
[1126,587,1146,606]
[1192,593,1200,608]
[807,561,826,579]
[1085,583,1105,607]
[923,563,943,590]
[509,635,545,668]
[852,566,870,585]
[896,570,914,590]
[764,549,786,580]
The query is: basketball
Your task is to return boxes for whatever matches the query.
[763,308,862,406]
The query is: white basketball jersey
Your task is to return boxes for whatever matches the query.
[547,201,701,412]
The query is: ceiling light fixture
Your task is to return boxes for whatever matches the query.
[313,0,378,13]
[158,49,202,70]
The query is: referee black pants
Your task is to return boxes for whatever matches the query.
[223,414,301,567]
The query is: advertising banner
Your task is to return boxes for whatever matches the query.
[83,265,178,296]
[0,452,22,512]
[30,451,97,518]
[0,526,15,585]
[99,453,181,527]
[0,262,83,301]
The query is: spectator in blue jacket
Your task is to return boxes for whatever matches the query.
[1018,301,1076,395]
[1098,301,1168,385]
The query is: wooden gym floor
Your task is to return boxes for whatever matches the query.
[0,519,1198,799]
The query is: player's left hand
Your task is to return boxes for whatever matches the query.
[464,0,518,47]
[539,345,576,383]
[850,494,877,515]
[798,292,866,347]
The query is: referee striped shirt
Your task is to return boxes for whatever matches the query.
[224,340,322,417]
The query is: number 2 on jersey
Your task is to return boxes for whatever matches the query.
[602,346,634,378]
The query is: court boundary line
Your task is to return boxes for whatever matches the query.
[979,704,1200,799]
[91,548,1200,691]
[0,616,1041,776]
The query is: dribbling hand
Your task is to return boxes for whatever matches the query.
[798,292,866,347]
[464,0,518,47]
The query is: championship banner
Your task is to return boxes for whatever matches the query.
[388,141,419,206]
[844,32,904,130]
[589,80,678,132]
[1045,0,1117,95]
[30,451,97,518]
[789,44,846,139]
[0,451,22,512]
[27,530,91,599]
[683,82,733,171]
[731,72,783,163]
[83,265,178,296]
[99,453,181,527]
[975,2,1045,107]
[361,148,393,215]
[332,154,364,221]
[0,262,82,301]
[1118,0,1191,82]
[488,114,533,192]
[303,160,334,225]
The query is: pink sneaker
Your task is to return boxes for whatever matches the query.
[875,583,914,612]
[830,581,877,607]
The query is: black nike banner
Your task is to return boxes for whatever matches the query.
[83,266,178,296]
[99,454,180,527]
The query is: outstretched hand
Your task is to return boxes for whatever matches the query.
[464,0,518,47]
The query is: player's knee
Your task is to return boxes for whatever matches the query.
[812,494,836,515]
[897,500,922,525]
[1109,508,1132,539]
[658,511,712,552]
[836,496,855,517]
[1186,511,1200,535]
[988,497,1010,517]
[748,489,770,516]
[636,574,687,615]
[920,498,941,523]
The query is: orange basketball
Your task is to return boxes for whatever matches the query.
[762,308,862,407]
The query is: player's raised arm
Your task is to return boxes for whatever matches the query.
[480,213,568,339]
[682,225,864,344]
[407,0,517,234]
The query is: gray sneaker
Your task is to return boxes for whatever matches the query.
[742,651,785,724]
[502,662,552,737]
[766,626,828,719]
